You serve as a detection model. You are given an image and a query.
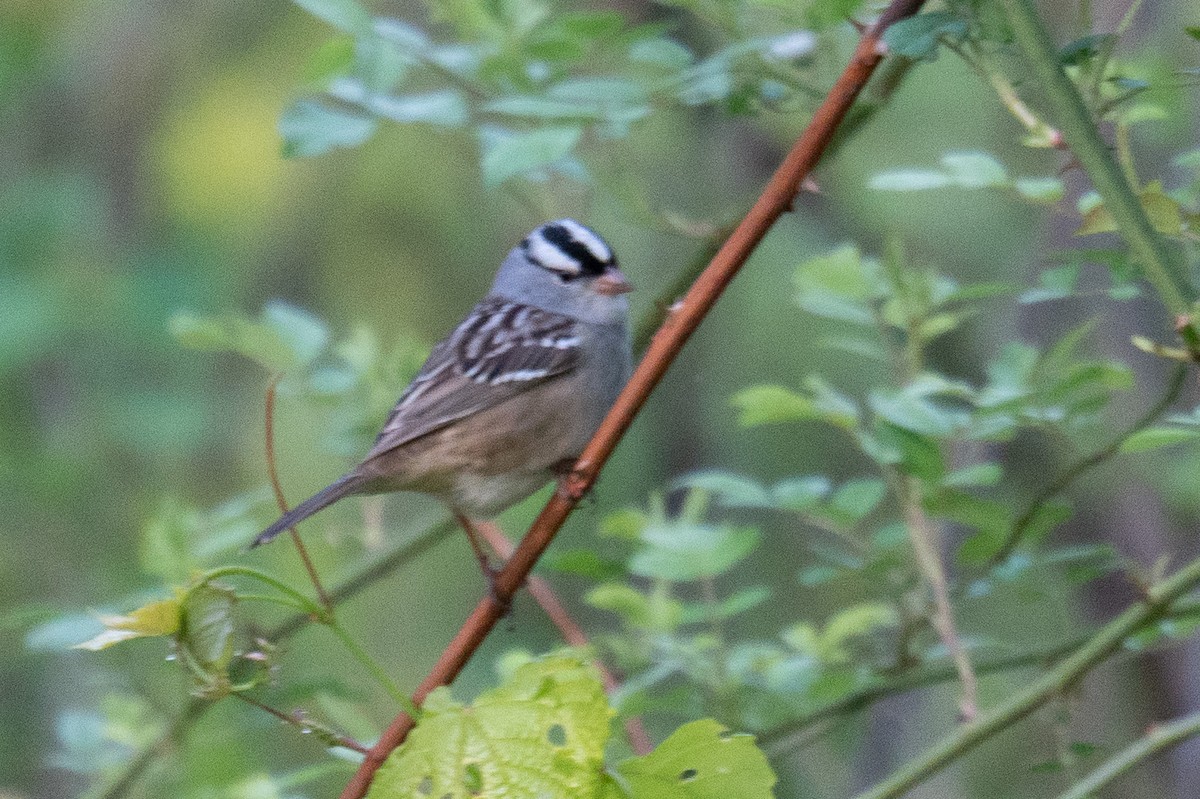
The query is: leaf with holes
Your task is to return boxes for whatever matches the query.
[367,653,612,799]
[616,719,776,799]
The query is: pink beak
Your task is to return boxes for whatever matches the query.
[594,265,634,296]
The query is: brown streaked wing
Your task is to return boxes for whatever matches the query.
[363,298,580,461]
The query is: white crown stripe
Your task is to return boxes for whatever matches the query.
[553,218,613,263]
[526,232,582,275]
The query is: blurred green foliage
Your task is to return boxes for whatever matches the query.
[6,0,1200,798]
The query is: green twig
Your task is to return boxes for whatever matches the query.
[851,556,1200,799]
[997,0,1200,354]
[989,363,1187,565]
[1055,710,1200,799]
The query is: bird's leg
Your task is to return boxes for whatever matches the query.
[452,510,509,609]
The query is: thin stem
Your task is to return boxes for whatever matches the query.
[233,693,370,754]
[997,0,1200,354]
[990,363,1187,565]
[851,555,1200,799]
[1055,710,1200,799]
[473,521,654,755]
[338,3,931,796]
[200,565,325,619]
[760,635,1090,755]
[900,476,978,722]
[325,620,418,716]
[265,374,334,614]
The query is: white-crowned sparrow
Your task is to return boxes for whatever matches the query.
[251,219,633,569]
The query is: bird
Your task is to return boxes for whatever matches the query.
[250,219,633,582]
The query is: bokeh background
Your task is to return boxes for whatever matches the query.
[3,1,1200,797]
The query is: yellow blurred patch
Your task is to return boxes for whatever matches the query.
[153,74,289,229]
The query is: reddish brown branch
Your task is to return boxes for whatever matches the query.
[339,3,927,795]
[264,375,333,613]
[474,521,655,756]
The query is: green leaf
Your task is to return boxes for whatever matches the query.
[304,36,357,83]
[1077,183,1184,236]
[771,476,831,511]
[1058,33,1115,66]
[292,0,372,33]
[793,245,879,324]
[873,421,945,480]
[631,522,761,581]
[181,583,236,672]
[368,654,612,799]
[868,170,953,191]
[828,478,886,522]
[882,12,967,62]
[672,471,772,508]
[730,385,817,427]
[480,126,582,187]
[940,152,1008,188]
[587,584,662,629]
[680,587,771,624]
[616,719,776,799]
[820,602,897,660]
[1187,26,1200,41]
[1019,264,1080,303]
[1014,177,1064,204]
[942,463,1002,487]
[279,99,377,158]
[370,90,469,126]
[1120,426,1200,453]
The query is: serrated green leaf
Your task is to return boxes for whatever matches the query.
[480,126,581,186]
[616,719,776,799]
[730,385,817,427]
[368,654,612,799]
[1120,426,1200,453]
[279,99,377,158]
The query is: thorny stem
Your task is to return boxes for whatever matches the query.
[474,521,654,755]
[265,374,333,614]
[998,0,1200,355]
[339,3,932,796]
[989,363,1187,566]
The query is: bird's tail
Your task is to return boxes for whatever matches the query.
[249,474,365,549]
